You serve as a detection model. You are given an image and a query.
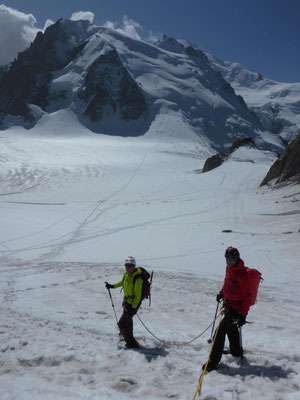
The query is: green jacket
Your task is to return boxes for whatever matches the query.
[113,268,143,308]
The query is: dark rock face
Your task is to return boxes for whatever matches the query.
[185,46,208,61]
[0,20,87,123]
[202,153,227,172]
[227,137,256,154]
[0,65,8,81]
[79,49,147,122]
[260,132,300,186]
[0,19,147,129]
[202,137,256,172]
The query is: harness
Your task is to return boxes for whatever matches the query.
[125,294,135,300]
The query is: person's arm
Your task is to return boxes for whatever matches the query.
[113,274,125,288]
[132,277,143,308]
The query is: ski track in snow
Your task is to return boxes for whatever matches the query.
[0,131,300,399]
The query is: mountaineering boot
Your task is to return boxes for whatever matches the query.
[202,361,216,373]
[125,338,140,349]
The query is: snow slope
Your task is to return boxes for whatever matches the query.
[0,114,300,399]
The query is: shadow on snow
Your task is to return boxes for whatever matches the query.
[217,359,292,380]
[135,346,169,363]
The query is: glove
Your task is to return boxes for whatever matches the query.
[216,291,224,303]
[238,314,246,326]
[105,282,114,289]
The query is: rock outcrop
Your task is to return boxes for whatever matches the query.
[202,153,227,173]
[260,132,300,186]
[202,138,256,172]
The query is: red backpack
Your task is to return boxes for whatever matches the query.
[243,267,262,306]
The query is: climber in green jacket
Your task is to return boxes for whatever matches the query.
[105,256,142,348]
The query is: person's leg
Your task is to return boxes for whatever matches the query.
[119,308,139,348]
[227,322,241,357]
[128,308,139,347]
[119,312,134,345]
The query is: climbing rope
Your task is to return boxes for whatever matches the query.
[136,312,222,347]
[192,314,223,399]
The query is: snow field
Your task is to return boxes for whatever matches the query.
[1,262,299,399]
[0,121,300,399]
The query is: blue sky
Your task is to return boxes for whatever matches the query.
[1,0,300,82]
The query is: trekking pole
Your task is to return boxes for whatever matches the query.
[238,325,244,361]
[106,287,119,329]
[207,301,220,344]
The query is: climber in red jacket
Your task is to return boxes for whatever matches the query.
[203,246,251,372]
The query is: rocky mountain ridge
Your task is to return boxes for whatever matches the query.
[0,20,148,130]
[260,132,300,186]
[207,53,300,144]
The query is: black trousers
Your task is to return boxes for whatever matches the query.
[118,305,139,346]
[209,311,241,368]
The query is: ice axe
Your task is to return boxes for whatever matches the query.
[238,325,244,361]
[207,301,220,344]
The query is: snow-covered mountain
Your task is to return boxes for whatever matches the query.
[1,20,300,399]
[0,19,283,152]
[207,54,300,143]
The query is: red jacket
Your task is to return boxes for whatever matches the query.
[221,259,251,315]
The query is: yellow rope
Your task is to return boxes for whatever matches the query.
[192,314,223,399]
[137,312,222,347]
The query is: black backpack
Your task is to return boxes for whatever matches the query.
[134,267,153,305]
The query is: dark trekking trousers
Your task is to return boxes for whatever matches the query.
[209,309,241,369]
[118,304,140,347]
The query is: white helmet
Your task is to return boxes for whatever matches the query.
[125,256,136,266]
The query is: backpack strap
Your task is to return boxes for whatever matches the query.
[133,268,143,285]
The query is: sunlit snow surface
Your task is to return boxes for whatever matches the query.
[1,113,299,399]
